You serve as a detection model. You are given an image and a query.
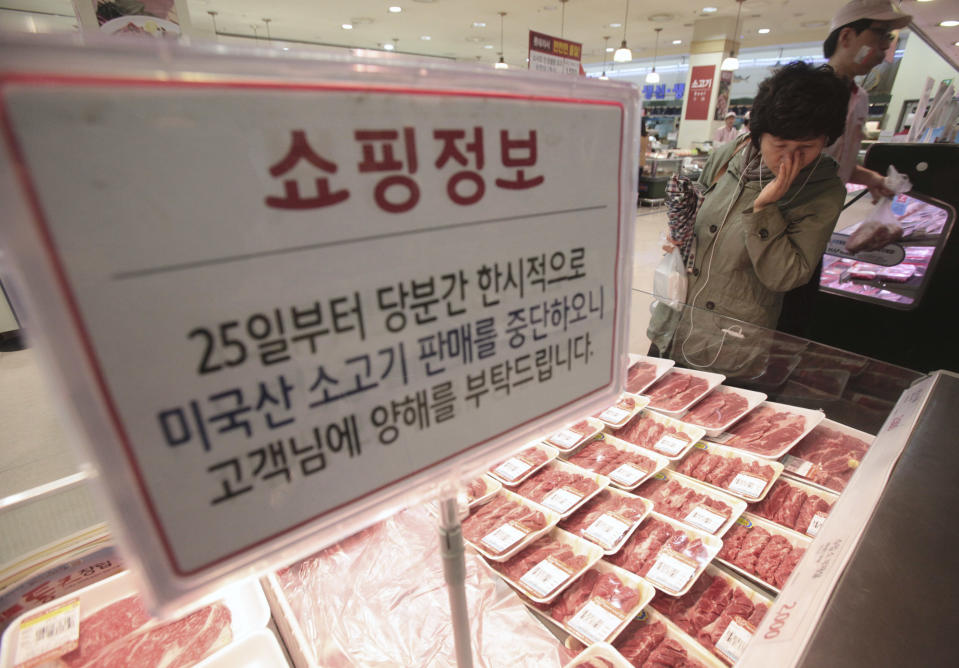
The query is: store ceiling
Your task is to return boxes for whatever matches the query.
[1,0,957,68]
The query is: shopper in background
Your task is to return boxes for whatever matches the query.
[648,62,850,372]
[714,111,739,145]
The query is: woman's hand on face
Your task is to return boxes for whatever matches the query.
[753,150,801,212]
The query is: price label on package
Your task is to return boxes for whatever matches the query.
[541,487,584,514]
[14,599,80,668]
[480,522,528,553]
[646,550,697,593]
[519,558,573,598]
[567,598,625,643]
[609,463,647,487]
[494,457,534,482]
[584,512,632,548]
[683,504,726,534]
[715,616,755,663]
[653,434,688,456]
[782,455,814,477]
[806,511,828,537]
[548,429,583,449]
[727,472,767,498]
[599,406,630,424]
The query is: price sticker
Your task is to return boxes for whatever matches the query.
[599,406,631,425]
[646,550,697,593]
[715,617,755,663]
[519,558,572,598]
[541,487,584,514]
[584,512,632,548]
[727,472,768,498]
[548,429,584,449]
[782,455,813,477]
[609,463,647,487]
[653,434,688,456]
[567,599,625,643]
[806,511,828,537]
[683,504,726,534]
[493,457,533,482]
[14,598,80,668]
[480,522,528,554]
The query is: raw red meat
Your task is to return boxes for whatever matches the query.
[716,523,749,562]
[514,467,598,505]
[561,490,648,543]
[465,478,487,502]
[791,369,848,396]
[595,395,637,420]
[67,601,232,668]
[682,576,731,634]
[644,372,711,412]
[675,449,710,477]
[567,440,659,480]
[732,527,771,573]
[649,573,713,621]
[462,495,547,552]
[611,413,691,453]
[796,496,832,534]
[548,568,639,624]
[61,595,151,666]
[635,477,732,533]
[748,602,768,627]
[698,589,755,649]
[683,389,750,429]
[645,637,688,667]
[497,537,588,585]
[607,517,709,583]
[751,480,833,533]
[492,446,549,477]
[626,361,659,393]
[771,548,805,588]
[573,659,614,668]
[724,406,807,456]
[788,425,870,491]
[614,619,667,666]
[754,536,791,583]
[719,522,806,589]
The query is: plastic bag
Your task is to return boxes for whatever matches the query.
[653,249,687,311]
[846,165,912,253]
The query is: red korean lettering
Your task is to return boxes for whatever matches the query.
[265,130,350,210]
[495,130,545,190]
[356,127,420,213]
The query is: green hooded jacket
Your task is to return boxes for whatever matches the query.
[648,137,845,374]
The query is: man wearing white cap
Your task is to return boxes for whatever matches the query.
[824,0,912,199]
[713,111,739,145]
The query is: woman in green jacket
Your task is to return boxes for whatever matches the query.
[649,62,850,374]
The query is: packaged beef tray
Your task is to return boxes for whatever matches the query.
[563,642,633,668]
[560,488,652,554]
[461,489,561,561]
[488,442,559,486]
[564,433,670,491]
[545,417,606,452]
[605,512,722,597]
[607,410,706,461]
[715,514,812,593]
[529,560,655,646]
[649,563,773,666]
[706,401,824,459]
[634,471,746,537]
[594,393,650,428]
[671,441,784,503]
[488,528,604,604]
[780,418,875,493]
[625,354,675,395]
[612,607,725,668]
[464,475,502,509]
[0,571,269,668]
[641,369,725,416]
[513,459,610,518]
[749,477,839,538]
[679,386,767,438]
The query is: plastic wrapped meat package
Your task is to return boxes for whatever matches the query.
[273,505,568,668]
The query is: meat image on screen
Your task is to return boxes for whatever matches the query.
[644,372,711,412]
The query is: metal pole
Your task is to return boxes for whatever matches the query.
[438,496,473,668]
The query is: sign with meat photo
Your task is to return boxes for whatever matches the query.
[0,41,637,609]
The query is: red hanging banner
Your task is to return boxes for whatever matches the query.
[685,65,715,121]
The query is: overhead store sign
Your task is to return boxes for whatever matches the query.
[685,65,715,121]
[528,30,583,75]
[0,40,638,611]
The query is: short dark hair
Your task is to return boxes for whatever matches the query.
[823,18,873,58]
[749,61,850,149]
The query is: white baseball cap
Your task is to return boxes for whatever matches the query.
[725,111,736,119]
[829,0,912,33]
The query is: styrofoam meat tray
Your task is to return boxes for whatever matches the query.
[715,513,812,594]
[526,559,656,647]
[563,642,633,668]
[466,474,502,509]
[558,487,653,555]
[608,409,706,462]
[679,385,767,438]
[615,607,726,668]
[635,470,747,537]
[642,368,726,416]
[705,401,825,460]
[194,628,288,668]
[670,441,785,503]
[700,563,776,665]
[625,353,675,394]
[543,417,606,452]
[488,441,559,486]
[750,476,840,539]
[593,393,650,428]
[562,432,671,491]
[0,571,270,668]
[780,418,875,494]
[512,459,611,519]
[488,528,605,604]
[462,488,562,562]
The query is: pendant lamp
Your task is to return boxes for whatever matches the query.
[646,28,662,83]
[721,0,745,71]
[613,0,632,62]
[600,35,610,80]
[495,12,508,69]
